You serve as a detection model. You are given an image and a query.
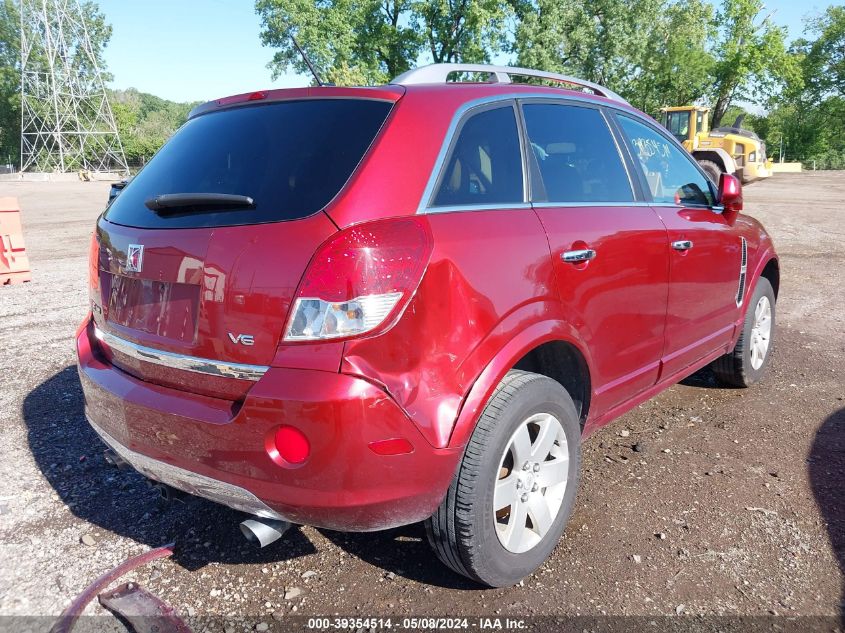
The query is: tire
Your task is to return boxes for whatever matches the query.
[698,159,722,184]
[712,277,775,387]
[425,370,581,587]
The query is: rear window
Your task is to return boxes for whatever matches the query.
[104,99,393,229]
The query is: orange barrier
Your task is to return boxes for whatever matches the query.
[0,197,32,285]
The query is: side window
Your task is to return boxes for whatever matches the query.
[618,115,713,207]
[432,106,523,207]
[522,103,633,203]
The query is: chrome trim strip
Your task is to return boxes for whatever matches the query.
[736,237,748,307]
[94,326,268,381]
[88,417,284,520]
[417,92,650,215]
[426,203,532,215]
[531,201,655,209]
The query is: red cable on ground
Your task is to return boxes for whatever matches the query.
[48,543,176,633]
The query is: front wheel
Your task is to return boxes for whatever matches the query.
[712,277,776,387]
[425,370,581,587]
[697,159,723,184]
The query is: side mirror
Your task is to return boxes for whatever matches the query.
[718,173,743,222]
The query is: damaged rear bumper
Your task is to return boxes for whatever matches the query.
[76,318,461,531]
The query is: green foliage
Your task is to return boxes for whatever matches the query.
[800,6,845,101]
[752,7,845,168]
[255,0,515,85]
[708,0,798,127]
[109,89,197,167]
[0,0,20,165]
[252,0,842,169]
[514,0,716,116]
[2,0,843,173]
[512,0,798,125]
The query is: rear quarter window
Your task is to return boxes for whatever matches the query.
[104,99,393,229]
[431,105,524,208]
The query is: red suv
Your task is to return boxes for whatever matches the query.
[77,64,778,587]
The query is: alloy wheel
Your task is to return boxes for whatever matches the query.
[493,413,569,554]
[749,295,772,370]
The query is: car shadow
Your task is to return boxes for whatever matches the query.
[678,365,722,389]
[808,407,845,624]
[22,366,317,571]
[317,525,481,590]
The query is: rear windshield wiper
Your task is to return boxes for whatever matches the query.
[144,193,255,213]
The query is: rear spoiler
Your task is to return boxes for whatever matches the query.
[188,85,405,119]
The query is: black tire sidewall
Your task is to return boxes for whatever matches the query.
[740,277,776,384]
[698,160,721,185]
[463,376,581,586]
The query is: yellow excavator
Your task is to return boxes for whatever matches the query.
[660,106,773,183]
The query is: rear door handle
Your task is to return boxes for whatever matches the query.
[562,248,596,263]
[672,240,693,251]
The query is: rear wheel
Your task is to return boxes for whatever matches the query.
[425,370,581,587]
[712,277,775,387]
[698,159,722,184]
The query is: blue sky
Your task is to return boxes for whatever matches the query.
[99,0,843,103]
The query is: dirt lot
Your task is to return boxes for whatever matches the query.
[0,173,842,630]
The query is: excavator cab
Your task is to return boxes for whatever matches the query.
[660,106,772,184]
[661,106,708,147]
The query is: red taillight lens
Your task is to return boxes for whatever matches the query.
[284,218,432,341]
[216,90,267,106]
[270,425,310,465]
[88,231,99,295]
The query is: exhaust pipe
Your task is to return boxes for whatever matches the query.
[150,482,185,503]
[240,518,291,548]
[103,448,129,470]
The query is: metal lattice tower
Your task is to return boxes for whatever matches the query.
[20,0,128,174]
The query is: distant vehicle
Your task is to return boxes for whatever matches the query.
[661,106,773,183]
[77,63,779,587]
[108,177,131,204]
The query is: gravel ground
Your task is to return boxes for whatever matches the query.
[0,173,842,630]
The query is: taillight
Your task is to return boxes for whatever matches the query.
[88,231,99,294]
[284,218,433,342]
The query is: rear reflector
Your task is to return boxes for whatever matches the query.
[368,438,414,456]
[267,425,310,465]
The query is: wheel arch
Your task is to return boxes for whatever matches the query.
[693,149,737,175]
[738,252,779,326]
[760,256,780,299]
[448,324,594,449]
[512,341,591,429]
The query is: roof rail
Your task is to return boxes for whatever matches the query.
[390,63,628,104]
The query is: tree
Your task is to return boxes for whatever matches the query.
[753,6,845,168]
[513,0,714,117]
[110,88,197,166]
[635,0,715,115]
[254,0,515,86]
[411,0,513,65]
[515,0,658,93]
[708,0,797,127]
[0,0,22,165]
[0,0,112,167]
[800,6,845,100]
